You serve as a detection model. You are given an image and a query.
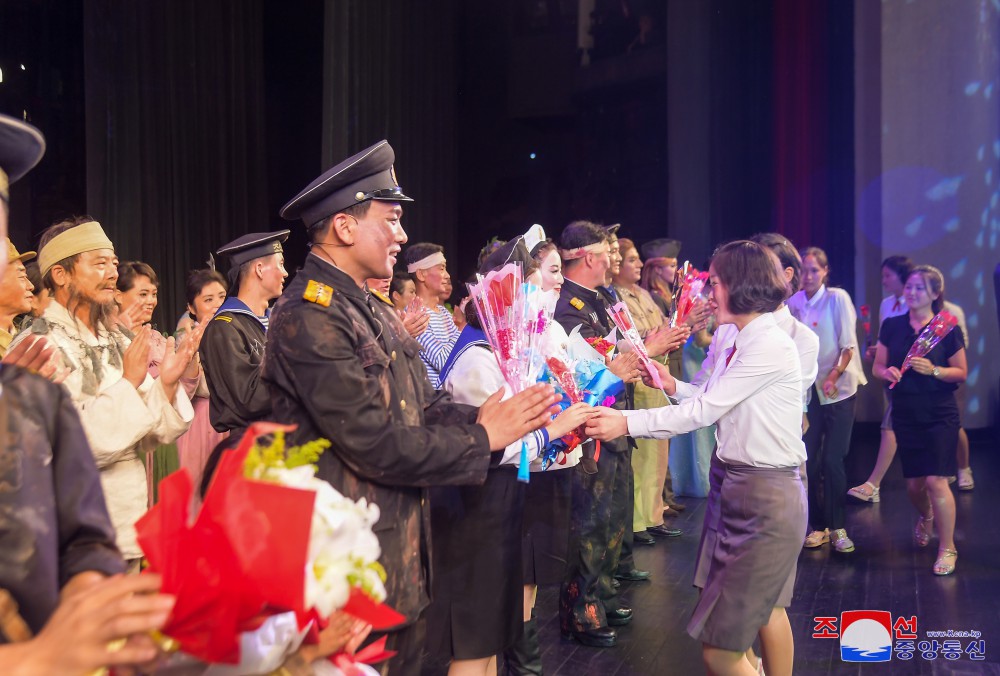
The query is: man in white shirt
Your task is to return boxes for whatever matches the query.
[15,217,198,567]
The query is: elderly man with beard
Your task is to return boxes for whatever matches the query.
[12,216,200,570]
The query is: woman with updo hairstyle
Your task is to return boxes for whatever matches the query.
[586,240,808,676]
[424,230,594,676]
[174,268,230,504]
[873,264,966,575]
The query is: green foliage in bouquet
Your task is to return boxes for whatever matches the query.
[243,430,332,479]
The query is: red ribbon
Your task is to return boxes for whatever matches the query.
[330,635,397,676]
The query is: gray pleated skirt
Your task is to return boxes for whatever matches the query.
[687,460,807,652]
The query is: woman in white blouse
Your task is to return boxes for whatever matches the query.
[787,247,866,554]
[586,241,807,676]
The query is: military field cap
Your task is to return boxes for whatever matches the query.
[641,238,681,261]
[6,238,36,264]
[0,114,46,201]
[217,230,290,270]
[280,140,413,227]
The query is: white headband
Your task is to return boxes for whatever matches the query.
[559,241,607,261]
[406,251,446,273]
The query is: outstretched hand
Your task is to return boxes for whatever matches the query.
[478,383,559,451]
[584,407,629,442]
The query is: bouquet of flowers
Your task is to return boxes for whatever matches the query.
[607,301,667,392]
[466,263,558,481]
[135,423,404,671]
[889,310,959,390]
[859,304,873,349]
[672,262,710,326]
[537,328,624,468]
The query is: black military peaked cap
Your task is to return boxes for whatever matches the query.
[217,230,290,270]
[279,140,413,227]
[0,114,45,187]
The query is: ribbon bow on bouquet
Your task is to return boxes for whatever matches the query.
[135,423,404,670]
[466,263,558,482]
[889,310,959,390]
[536,327,624,466]
[859,304,873,349]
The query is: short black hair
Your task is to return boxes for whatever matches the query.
[751,232,802,295]
[404,242,445,267]
[308,200,372,243]
[185,268,228,320]
[882,255,914,286]
[711,240,787,315]
[558,220,608,251]
[117,261,159,293]
[390,271,413,296]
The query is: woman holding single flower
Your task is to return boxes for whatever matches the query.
[873,265,966,575]
[586,240,807,676]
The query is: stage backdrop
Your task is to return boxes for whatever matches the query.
[854,0,1000,428]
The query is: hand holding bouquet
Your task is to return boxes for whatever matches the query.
[466,263,558,481]
[889,310,958,389]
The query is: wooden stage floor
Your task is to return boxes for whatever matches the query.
[529,424,1000,675]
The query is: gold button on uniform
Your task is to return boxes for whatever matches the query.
[399,399,407,411]
[391,350,397,361]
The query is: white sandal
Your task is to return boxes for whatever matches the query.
[847,481,880,503]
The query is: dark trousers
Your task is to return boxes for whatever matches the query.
[804,395,856,531]
[559,444,630,631]
[602,447,633,610]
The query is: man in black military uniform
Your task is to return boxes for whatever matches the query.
[267,140,557,676]
[554,220,642,648]
[200,230,288,435]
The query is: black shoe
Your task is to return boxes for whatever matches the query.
[561,626,617,648]
[666,501,686,512]
[612,578,621,590]
[633,531,655,546]
[648,524,682,538]
[606,607,633,626]
[504,617,543,675]
[614,568,651,582]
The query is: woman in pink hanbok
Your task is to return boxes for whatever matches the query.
[174,269,229,503]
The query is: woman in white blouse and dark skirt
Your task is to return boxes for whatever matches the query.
[586,241,807,676]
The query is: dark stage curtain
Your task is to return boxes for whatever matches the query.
[772,0,854,290]
[322,0,459,261]
[83,0,268,328]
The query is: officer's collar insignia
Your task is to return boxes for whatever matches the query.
[371,289,392,306]
[304,279,334,307]
[569,297,585,310]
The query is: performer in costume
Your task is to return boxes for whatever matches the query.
[14,217,198,568]
[267,140,558,676]
[427,232,593,676]
[199,230,288,435]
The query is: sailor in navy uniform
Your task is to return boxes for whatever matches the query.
[199,230,289,435]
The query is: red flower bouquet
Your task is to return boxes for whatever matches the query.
[890,310,959,389]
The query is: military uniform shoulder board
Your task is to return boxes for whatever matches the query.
[304,279,334,307]
[213,315,233,322]
[371,289,393,306]
[569,297,585,310]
